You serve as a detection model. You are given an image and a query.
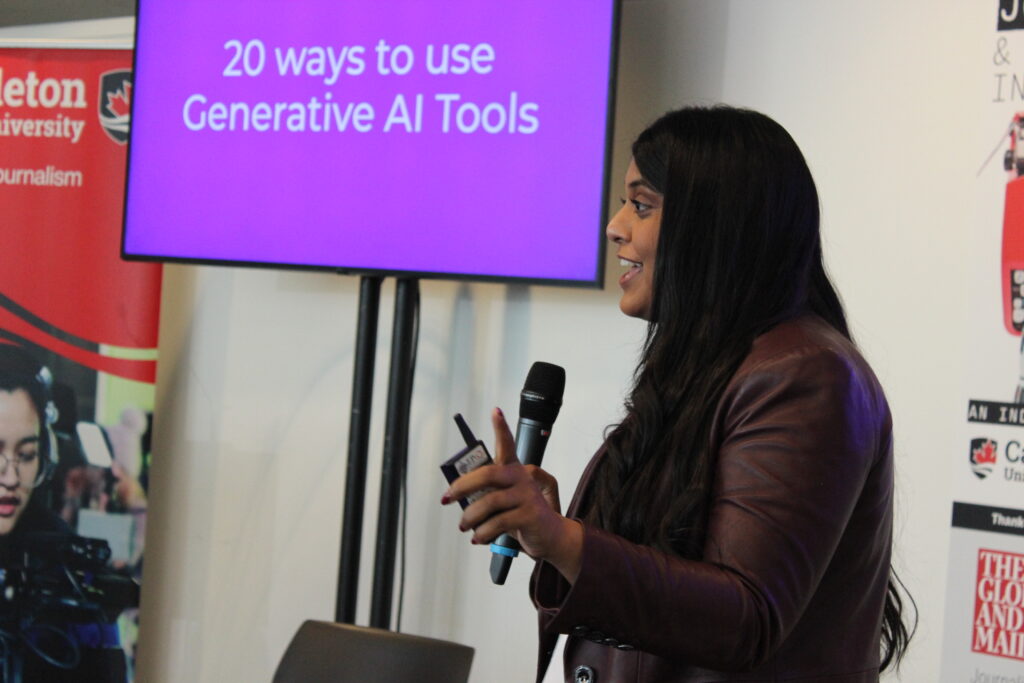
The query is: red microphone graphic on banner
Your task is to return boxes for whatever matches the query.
[1002,114,1024,338]
[0,48,161,682]
[997,113,1024,405]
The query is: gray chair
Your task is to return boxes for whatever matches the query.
[272,620,475,683]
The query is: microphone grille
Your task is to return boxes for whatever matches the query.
[520,362,566,423]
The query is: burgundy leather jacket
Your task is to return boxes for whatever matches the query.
[531,316,893,682]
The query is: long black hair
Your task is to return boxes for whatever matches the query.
[588,106,912,669]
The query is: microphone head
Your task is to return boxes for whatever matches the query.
[519,362,565,425]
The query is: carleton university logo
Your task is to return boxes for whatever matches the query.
[971,438,999,479]
[98,70,131,145]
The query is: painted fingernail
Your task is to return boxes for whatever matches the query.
[440,493,451,505]
[458,524,466,532]
[470,537,479,545]
[496,407,503,417]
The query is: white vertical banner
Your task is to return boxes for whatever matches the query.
[942,1,1024,679]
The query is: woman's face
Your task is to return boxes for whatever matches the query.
[607,159,663,320]
[0,389,41,535]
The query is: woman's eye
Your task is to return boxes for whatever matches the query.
[16,451,38,465]
[631,199,652,213]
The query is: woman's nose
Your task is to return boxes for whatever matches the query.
[0,454,20,487]
[606,204,630,244]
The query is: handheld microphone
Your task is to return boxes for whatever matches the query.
[489,361,565,585]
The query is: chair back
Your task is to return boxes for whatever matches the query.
[273,620,474,683]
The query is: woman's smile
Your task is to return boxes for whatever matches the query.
[618,257,643,287]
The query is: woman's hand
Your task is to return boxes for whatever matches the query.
[441,408,583,583]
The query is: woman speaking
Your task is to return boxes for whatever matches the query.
[442,106,912,682]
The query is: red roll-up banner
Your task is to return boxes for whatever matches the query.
[1,47,160,682]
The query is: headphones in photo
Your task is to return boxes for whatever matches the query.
[33,364,60,485]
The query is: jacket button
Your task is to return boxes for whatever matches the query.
[573,665,596,683]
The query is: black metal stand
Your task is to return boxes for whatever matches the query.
[335,276,382,623]
[370,278,418,629]
[335,276,419,632]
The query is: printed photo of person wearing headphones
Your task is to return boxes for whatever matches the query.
[0,343,135,683]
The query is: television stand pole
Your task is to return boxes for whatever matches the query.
[335,276,382,623]
[370,277,418,629]
[334,275,420,631]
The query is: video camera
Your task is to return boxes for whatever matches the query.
[0,532,139,682]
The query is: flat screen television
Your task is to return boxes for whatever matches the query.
[122,0,620,286]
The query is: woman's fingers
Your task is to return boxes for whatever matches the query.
[467,508,523,545]
[458,485,520,533]
[441,458,520,504]
[462,486,544,548]
[491,407,517,465]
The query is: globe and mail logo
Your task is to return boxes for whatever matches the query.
[98,70,131,144]
[970,438,999,479]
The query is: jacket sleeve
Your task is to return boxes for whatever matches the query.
[531,345,889,670]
